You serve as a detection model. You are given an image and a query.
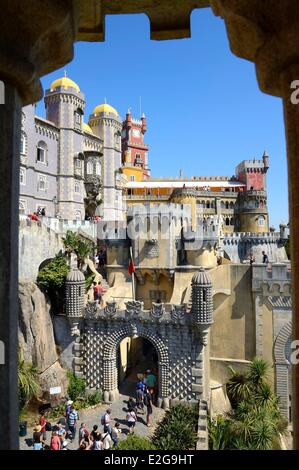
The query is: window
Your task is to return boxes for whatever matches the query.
[74,109,83,129]
[74,182,80,194]
[225,201,229,209]
[37,141,47,164]
[75,210,81,220]
[130,175,135,182]
[95,161,101,175]
[20,132,27,155]
[75,159,81,169]
[258,216,265,226]
[38,174,48,191]
[87,161,93,175]
[225,217,230,226]
[20,167,26,185]
[19,200,27,214]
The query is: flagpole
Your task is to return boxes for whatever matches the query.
[130,246,135,300]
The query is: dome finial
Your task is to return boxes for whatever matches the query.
[64,69,67,78]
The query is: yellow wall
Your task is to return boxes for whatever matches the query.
[136,272,174,309]
[122,166,144,182]
[239,212,269,233]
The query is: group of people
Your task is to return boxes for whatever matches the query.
[29,371,157,451]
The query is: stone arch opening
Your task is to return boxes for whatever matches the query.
[102,324,169,407]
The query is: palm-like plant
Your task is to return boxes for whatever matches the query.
[18,351,40,409]
[62,230,78,261]
[226,367,251,406]
[247,358,269,388]
[76,239,94,270]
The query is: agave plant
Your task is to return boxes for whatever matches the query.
[247,358,269,389]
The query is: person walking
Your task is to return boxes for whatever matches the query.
[136,378,145,413]
[102,409,112,435]
[67,405,78,441]
[126,408,137,434]
[145,370,157,404]
[78,422,89,446]
[39,411,47,441]
[111,422,121,447]
[144,387,153,427]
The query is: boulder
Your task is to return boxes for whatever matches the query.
[18,281,68,398]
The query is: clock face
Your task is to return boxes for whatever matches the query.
[132,128,140,138]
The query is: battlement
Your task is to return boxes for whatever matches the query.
[252,263,291,290]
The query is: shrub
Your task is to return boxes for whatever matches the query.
[18,351,40,409]
[116,435,157,450]
[67,371,86,401]
[37,255,70,292]
[152,403,198,450]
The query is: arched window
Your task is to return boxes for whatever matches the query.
[74,108,83,129]
[74,181,80,194]
[20,167,26,185]
[19,200,26,214]
[225,217,230,226]
[221,201,225,209]
[75,210,81,220]
[87,161,93,174]
[230,201,234,209]
[206,201,210,209]
[230,217,235,226]
[258,216,265,226]
[20,132,27,155]
[95,161,101,176]
[225,201,229,209]
[37,141,47,164]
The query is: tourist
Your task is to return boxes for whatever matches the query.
[92,433,103,450]
[101,425,113,450]
[78,422,90,445]
[61,440,69,451]
[145,369,157,403]
[50,430,61,451]
[128,396,137,413]
[111,422,121,447]
[136,378,145,413]
[144,387,153,427]
[41,207,46,217]
[249,253,255,265]
[93,281,106,305]
[57,422,66,443]
[126,408,137,434]
[90,424,99,442]
[65,399,73,420]
[67,405,79,441]
[102,409,112,435]
[32,425,45,450]
[39,411,47,441]
[262,251,269,264]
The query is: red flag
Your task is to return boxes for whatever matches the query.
[129,249,135,275]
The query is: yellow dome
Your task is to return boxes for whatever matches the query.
[50,77,80,93]
[93,103,118,116]
[82,122,93,134]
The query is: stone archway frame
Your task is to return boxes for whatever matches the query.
[102,323,170,408]
[274,321,292,418]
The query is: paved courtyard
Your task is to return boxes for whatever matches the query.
[19,372,165,450]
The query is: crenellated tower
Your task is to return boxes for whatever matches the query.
[122,110,150,180]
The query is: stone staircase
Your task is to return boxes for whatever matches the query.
[196,400,209,450]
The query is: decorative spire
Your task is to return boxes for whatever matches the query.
[64,69,67,77]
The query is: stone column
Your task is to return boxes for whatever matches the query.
[0,82,22,449]
[281,67,299,447]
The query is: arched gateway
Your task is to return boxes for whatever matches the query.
[66,268,214,408]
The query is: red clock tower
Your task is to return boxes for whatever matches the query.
[122,110,150,179]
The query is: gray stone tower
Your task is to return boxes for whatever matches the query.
[44,76,86,219]
[191,267,213,402]
[65,267,85,319]
[88,104,124,221]
[191,267,213,334]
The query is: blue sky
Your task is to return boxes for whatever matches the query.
[37,8,288,228]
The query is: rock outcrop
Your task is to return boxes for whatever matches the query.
[18,281,68,399]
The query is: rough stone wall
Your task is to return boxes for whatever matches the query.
[19,219,64,281]
[18,281,68,398]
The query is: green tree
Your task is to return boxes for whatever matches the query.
[37,255,70,312]
[116,435,156,450]
[152,403,198,450]
[208,358,288,450]
[62,230,78,260]
[62,230,94,270]
[18,351,40,409]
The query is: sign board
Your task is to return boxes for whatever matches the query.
[50,386,62,395]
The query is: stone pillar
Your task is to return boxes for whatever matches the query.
[254,294,263,357]
[0,82,21,449]
[281,66,299,446]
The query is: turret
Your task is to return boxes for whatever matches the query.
[191,268,213,345]
[263,150,270,173]
[66,268,85,318]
